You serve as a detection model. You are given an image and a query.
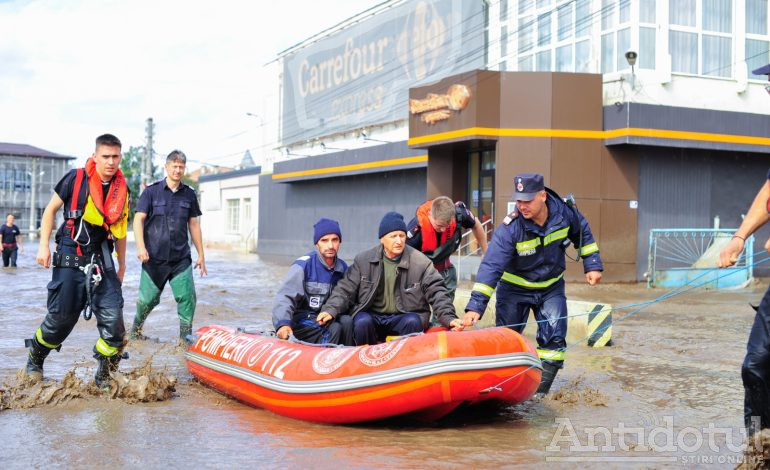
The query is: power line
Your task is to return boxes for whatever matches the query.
[196,0,769,166]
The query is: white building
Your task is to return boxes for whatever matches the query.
[198,152,260,251]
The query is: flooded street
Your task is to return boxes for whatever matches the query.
[0,245,766,468]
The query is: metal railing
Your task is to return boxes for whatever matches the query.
[454,219,493,280]
[646,228,754,289]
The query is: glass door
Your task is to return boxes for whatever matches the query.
[468,148,495,243]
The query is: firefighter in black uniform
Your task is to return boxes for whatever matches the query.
[464,173,603,395]
[719,169,770,436]
[24,134,129,389]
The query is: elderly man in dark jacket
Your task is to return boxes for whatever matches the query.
[320,211,464,345]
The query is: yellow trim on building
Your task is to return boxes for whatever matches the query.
[407,126,770,147]
[272,155,428,180]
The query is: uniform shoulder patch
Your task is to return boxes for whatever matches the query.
[407,225,420,238]
[502,210,518,225]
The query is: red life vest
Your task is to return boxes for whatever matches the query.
[64,161,129,256]
[416,200,457,271]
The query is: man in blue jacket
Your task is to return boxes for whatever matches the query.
[273,218,353,345]
[464,173,603,395]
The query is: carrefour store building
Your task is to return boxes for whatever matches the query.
[259,0,770,282]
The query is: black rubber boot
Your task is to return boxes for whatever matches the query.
[93,352,121,390]
[535,362,561,397]
[24,337,52,382]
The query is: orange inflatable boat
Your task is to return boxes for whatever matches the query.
[185,325,542,423]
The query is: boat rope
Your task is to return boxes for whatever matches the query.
[478,250,769,331]
[478,251,770,394]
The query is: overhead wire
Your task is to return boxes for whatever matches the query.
[199,0,620,165]
[196,0,768,167]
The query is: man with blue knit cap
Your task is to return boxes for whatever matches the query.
[272,218,353,345]
[321,211,464,345]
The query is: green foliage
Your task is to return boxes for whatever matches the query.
[121,146,161,221]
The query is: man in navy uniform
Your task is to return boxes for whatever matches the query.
[464,173,603,395]
[718,166,770,436]
[131,150,206,340]
[1,213,24,267]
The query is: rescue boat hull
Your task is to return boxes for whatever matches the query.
[186,325,542,423]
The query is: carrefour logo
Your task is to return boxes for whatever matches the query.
[296,0,448,99]
[396,1,447,81]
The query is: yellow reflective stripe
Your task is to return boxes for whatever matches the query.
[516,238,541,251]
[472,282,495,298]
[580,242,599,256]
[543,227,569,246]
[501,271,564,289]
[537,348,565,361]
[95,337,119,357]
[36,328,59,349]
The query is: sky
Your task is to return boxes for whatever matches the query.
[0,0,384,168]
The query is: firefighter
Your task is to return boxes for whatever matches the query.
[718,169,770,436]
[406,196,487,301]
[25,134,130,389]
[464,173,603,395]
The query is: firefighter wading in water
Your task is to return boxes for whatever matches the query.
[25,134,130,389]
[463,173,603,395]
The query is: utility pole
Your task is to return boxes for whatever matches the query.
[28,158,38,240]
[142,117,154,189]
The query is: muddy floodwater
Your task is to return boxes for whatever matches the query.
[1,246,767,468]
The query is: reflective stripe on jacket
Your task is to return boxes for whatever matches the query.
[272,250,347,330]
[466,192,603,317]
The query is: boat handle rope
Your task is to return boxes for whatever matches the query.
[477,250,770,395]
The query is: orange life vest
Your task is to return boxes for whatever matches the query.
[416,200,457,271]
[65,160,129,256]
[84,157,128,226]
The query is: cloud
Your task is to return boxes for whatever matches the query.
[0,0,380,166]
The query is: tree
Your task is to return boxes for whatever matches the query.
[121,146,160,221]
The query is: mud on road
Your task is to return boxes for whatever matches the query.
[0,249,767,468]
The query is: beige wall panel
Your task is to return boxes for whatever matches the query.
[599,199,637,263]
[602,147,638,200]
[550,140,602,199]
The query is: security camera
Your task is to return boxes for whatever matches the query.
[625,50,638,67]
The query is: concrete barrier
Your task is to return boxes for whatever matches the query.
[453,289,612,347]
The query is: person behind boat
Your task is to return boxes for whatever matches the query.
[320,211,465,345]
[718,169,770,437]
[406,196,488,301]
[272,218,353,346]
[464,173,603,396]
[130,150,207,341]
[1,213,24,267]
[25,134,130,389]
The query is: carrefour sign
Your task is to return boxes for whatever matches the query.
[281,0,485,145]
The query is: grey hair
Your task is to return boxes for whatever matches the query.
[166,150,187,164]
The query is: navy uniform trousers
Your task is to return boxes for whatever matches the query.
[743,286,770,434]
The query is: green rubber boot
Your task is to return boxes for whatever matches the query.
[131,269,162,340]
[170,266,196,339]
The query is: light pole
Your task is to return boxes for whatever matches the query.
[27,159,44,240]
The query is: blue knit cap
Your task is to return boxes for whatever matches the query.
[313,218,341,244]
[378,211,407,238]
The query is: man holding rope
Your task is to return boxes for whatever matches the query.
[718,170,770,436]
[463,173,603,396]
